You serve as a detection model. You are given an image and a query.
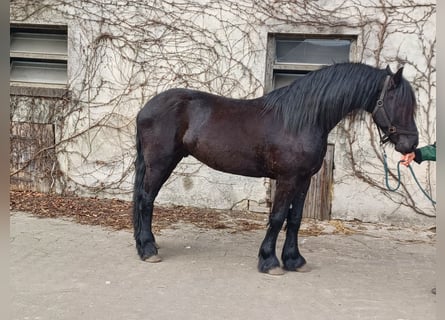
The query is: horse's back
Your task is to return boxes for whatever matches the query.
[137,88,195,120]
[137,88,263,129]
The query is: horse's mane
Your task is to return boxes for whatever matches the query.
[262,62,416,133]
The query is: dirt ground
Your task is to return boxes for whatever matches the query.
[10,209,437,320]
[10,190,437,319]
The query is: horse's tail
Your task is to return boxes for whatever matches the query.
[132,123,145,241]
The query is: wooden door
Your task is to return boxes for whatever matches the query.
[10,122,57,193]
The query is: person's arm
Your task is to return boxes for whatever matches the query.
[401,142,436,166]
[413,142,436,163]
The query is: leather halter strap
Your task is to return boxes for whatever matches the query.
[372,75,417,145]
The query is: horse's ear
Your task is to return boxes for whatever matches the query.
[385,65,392,74]
[392,67,404,87]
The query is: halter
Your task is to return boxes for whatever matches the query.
[372,75,417,145]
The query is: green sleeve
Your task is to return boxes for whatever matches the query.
[414,142,436,163]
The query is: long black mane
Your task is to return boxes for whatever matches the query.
[262,62,415,133]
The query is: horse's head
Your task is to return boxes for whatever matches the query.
[372,66,418,154]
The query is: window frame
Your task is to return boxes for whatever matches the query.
[264,33,357,93]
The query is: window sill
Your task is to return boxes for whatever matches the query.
[10,82,70,98]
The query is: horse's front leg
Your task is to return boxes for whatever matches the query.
[281,178,311,272]
[258,178,296,275]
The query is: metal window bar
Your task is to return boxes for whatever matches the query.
[10,27,68,86]
[10,60,67,85]
[10,32,67,60]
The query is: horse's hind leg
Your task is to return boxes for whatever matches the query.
[281,178,311,272]
[133,149,183,262]
[135,186,160,262]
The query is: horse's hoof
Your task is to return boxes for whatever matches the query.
[267,267,285,276]
[143,255,162,263]
[296,264,311,272]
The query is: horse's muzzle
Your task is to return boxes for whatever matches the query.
[395,140,418,155]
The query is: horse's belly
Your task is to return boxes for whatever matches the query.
[183,130,267,178]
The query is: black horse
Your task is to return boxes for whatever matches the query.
[133,62,418,274]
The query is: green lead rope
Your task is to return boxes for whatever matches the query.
[382,150,436,205]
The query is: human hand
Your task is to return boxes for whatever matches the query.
[400,152,415,167]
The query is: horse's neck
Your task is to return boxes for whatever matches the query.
[322,98,370,134]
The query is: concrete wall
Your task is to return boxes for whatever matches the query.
[10,0,436,226]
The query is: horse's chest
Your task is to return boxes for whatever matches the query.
[266,136,326,177]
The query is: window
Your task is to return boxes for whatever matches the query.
[265,34,355,91]
[10,24,68,95]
